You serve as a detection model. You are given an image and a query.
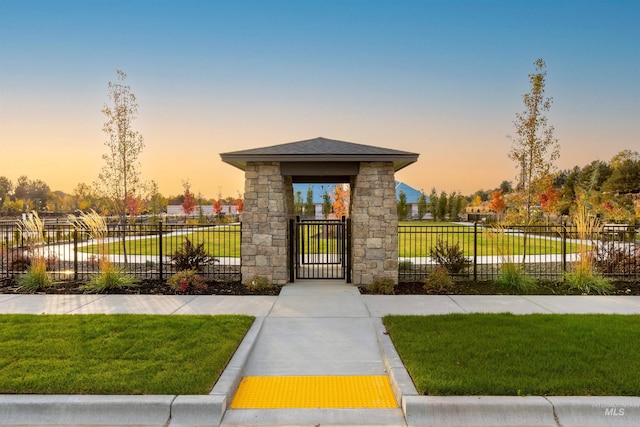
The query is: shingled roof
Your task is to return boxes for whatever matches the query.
[220,137,419,172]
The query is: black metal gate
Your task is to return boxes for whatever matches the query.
[289,218,350,281]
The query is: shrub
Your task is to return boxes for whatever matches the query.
[44,254,58,269]
[495,262,538,293]
[16,211,53,290]
[562,201,614,295]
[593,241,640,275]
[87,255,100,269]
[565,265,614,295]
[171,237,215,271]
[398,260,414,272]
[366,276,396,295]
[424,266,453,292]
[168,269,207,293]
[430,238,470,274]
[244,275,274,292]
[18,258,53,291]
[83,259,137,293]
[8,249,30,272]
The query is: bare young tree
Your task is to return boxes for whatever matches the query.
[508,59,560,225]
[508,58,559,265]
[98,70,145,265]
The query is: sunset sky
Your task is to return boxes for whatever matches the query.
[1,0,638,199]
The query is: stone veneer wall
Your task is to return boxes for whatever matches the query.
[240,162,292,285]
[241,160,398,285]
[349,162,399,285]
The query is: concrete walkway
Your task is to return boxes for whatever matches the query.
[222,281,407,426]
[1,284,640,426]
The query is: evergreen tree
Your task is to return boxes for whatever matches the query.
[294,190,303,216]
[417,192,428,220]
[304,187,315,217]
[448,191,461,220]
[437,191,448,221]
[322,188,332,218]
[397,190,409,220]
[429,188,438,220]
[603,159,640,194]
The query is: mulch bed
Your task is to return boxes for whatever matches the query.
[0,278,281,296]
[360,280,640,296]
[1,277,638,296]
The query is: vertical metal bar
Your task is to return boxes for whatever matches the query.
[158,221,163,282]
[346,218,351,283]
[296,221,302,279]
[220,223,224,280]
[473,222,478,282]
[2,232,7,278]
[73,229,78,281]
[340,219,346,279]
[314,224,326,279]
[561,222,567,276]
[315,223,318,278]
[298,217,305,266]
[289,218,295,282]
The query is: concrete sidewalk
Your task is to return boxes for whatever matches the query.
[2,290,640,316]
[1,284,640,426]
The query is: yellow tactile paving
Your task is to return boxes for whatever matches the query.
[230,375,397,409]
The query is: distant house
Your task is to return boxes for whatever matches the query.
[292,181,429,219]
[166,204,239,216]
[395,181,429,219]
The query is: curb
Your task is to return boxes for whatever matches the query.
[205,315,265,423]
[545,396,640,427]
[0,316,266,427]
[169,395,227,427]
[0,395,174,426]
[403,395,556,427]
[373,317,418,403]
[374,318,640,427]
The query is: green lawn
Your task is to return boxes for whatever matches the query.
[76,222,582,258]
[0,314,254,394]
[296,221,581,257]
[80,225,241,257]
[398,222,582,257]
[384,313,640,396]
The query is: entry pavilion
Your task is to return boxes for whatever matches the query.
[220,137,418,285]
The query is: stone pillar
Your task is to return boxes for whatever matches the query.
[349,162,398,285]
[240,162,290,285]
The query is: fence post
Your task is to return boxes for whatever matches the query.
[473,222,478,282]
[561,221,567,275]
[158,221,163,282]
[346,218,351,283]
[289,218,295,282]
[73,229,78,281]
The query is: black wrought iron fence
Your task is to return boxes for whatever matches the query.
[0,222,241,282]
[2,220,638,284]
[398,223,639,282]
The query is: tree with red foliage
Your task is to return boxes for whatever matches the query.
[538,184,561,218]
[233,198,244,214]
[488,190,506,214]
[212,199,223,214]
[181,181,196,215]
[125,193,141,216]
[332,184,349,219]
